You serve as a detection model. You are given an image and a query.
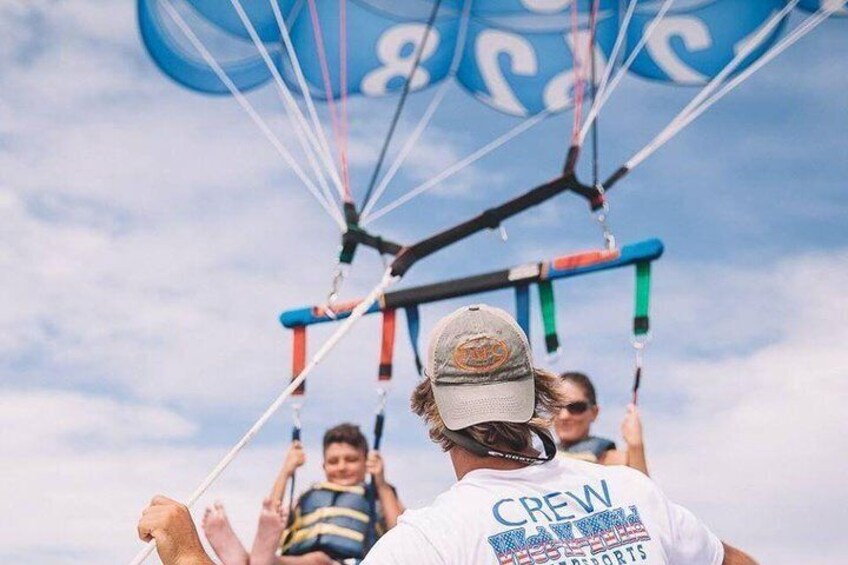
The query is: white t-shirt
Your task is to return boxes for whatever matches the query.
[362,457,723,565]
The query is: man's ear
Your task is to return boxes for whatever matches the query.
[590,405,600,423]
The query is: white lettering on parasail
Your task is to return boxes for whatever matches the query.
[361,24,441,96]
[645,17,712,84]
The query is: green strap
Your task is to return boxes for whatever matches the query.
[634,262,651,336]
[537,280,560,353]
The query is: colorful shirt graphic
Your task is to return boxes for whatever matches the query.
[362,458,722,565]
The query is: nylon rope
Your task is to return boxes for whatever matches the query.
[590,0,601,185]
[229,0,343,214]
[268,0,346,198]
[362,109,551,226]
[340,0,351,194]
[360,0,445,212]
[656,0,800,150]
[307,0,351,201]
[568,0,588,148]
[626,1,833,172]
[160,0,345,230]
[579,0,676,146]
[129,268,397,565]
[359,0,475,222]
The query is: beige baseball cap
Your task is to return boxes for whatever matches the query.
[426,304,535,431]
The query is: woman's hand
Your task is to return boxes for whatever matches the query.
[620,403,644,448]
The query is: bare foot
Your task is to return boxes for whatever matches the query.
[250,497,289,565]
[202,501,249,565]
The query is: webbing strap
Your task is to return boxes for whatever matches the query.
[634,262,651,336]
[379,309,396,381]
[292,326,307,396]
[538,280,559,353]
[404,306,423,375]
[515,284,531,341]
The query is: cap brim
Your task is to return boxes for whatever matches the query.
[433,376,534,431]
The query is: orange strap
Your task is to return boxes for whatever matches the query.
[378,309,396,381]
[551,248,620,271]
[292,326,306,396]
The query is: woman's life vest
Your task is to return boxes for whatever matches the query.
[558,435,616,463]
[280,482,384,561]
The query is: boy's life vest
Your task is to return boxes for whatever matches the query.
[558,435,616,463]
[281,481,387,561]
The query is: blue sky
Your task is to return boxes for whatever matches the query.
[1,2,846,563]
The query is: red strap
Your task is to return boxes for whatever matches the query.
[378,309,396,381]
[292,326,306,396]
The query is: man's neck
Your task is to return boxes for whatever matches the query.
[449,446,534,480]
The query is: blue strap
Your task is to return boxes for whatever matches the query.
[405,306,423,375]
[515,284,531,341]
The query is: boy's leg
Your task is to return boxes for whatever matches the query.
[202,501,250,565]
[250,497,288,565]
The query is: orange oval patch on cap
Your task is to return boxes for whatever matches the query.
[453,336,510,373]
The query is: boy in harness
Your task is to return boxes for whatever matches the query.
[202,423,403,565]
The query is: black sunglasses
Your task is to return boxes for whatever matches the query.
[564,401,593,415]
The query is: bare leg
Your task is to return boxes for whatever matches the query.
[202,501,249,565]
[250,498,288,565]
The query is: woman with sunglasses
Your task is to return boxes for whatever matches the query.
[554,371,649,475]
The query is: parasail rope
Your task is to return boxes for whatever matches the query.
[128,268,398,565]
[161,0,345,230]
[340,0,352,195]
[362,109,552,226]
[359,0,475,222]
[307,0,352,201]
[568,0,589,147]
[268,0,346,199]
[579,0,676,146]
[625,0,830,172]
[360,0,445,213]
[229,0,344,213]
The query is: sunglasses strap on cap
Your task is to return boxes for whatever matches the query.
[442,428,557,465]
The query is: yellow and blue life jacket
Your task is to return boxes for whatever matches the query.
[281,482,382,561]
[558,435,616,463]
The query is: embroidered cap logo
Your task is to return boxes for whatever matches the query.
[452,336,510,373]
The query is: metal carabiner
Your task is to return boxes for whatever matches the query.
[592,186,617,251]
[325,264,348,319]
[375,387,390,414]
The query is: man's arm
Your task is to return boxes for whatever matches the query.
[722,542,758,565]
[137,495,215,565]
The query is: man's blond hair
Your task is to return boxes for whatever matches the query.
[411,368,567,452]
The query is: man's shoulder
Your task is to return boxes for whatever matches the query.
[555,454,656,486]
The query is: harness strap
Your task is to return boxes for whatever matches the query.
[538,280,560,354]
[292,326,307,395]
[379,309,396,380]
[634,261,651,336]
[515,283,531,341]
[404,306,423,375]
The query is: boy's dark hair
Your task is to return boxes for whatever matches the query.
[560,371,597,406]
[322,423,368,455]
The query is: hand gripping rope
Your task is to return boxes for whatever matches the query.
[365,309,396,549]
[129,270,397,565]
